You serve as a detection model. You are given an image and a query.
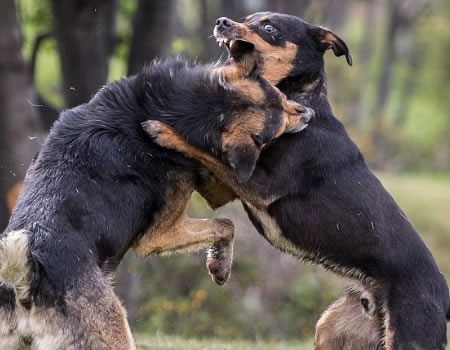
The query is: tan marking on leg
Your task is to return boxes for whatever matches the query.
[131,172,234,258]
[25,271,136,350]
[128,171,235,284]
[134,214,234,257]
[196,181,237,210]
[383,310,394,350]
[0,306,22,350]
[132,173,194,257]
[134,209,235,285]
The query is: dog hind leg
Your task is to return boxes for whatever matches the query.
[29,271,135,350]
[384,291,448,350]
[0,284,23,350]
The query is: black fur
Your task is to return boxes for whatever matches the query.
[221,12,449,349]
[3,57,284,309]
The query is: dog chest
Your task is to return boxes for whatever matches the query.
[244,202,305,258]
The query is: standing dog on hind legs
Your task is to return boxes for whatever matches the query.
[145,12,450,349]
[0,50,313,349]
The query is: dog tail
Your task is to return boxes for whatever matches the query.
[0,230,31,302]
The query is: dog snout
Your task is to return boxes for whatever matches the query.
[302,107,315,123]
[216,17,234,31]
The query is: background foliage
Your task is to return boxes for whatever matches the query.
[1,0,449,345]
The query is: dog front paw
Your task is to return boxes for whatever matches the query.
[207,240,234,285]
[206,218,234,285]
[285,101,315,133]
[142,120,179,149]
[285,100,307,115]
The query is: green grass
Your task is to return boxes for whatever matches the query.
[136,335,312,350]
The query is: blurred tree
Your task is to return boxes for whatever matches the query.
[199,0,223,60]
[269,0,312,17]
[50,0,118,107]
[29,31,60,129]
[128,0,176,75]
[371,0,430,167]
[0,0,42,230]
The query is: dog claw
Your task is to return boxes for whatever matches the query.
[206,219,234,286]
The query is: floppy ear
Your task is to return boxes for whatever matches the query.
[226,144,260,183]
[307,26,353,66]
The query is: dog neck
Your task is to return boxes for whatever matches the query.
[277,67,329,110]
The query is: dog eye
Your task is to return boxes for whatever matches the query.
[263,24,276,33]
[251,133,264,148]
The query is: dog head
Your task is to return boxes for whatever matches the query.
[214,64,314,182]
[214,12,352,85]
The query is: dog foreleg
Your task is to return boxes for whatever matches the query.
[133,214,234,285]
[143,120,275,210]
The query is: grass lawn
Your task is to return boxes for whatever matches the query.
[136,335,312,350]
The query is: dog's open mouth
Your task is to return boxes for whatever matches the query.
[216,37,255,61]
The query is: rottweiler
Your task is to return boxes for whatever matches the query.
[145,12,450,350]
[0,51,313,349]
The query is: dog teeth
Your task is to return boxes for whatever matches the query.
[230,40,235,49]
[216,38,232,48]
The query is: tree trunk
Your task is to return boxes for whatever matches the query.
[50,0,118,107]
[323,0,350,30]
[376,1,400,114]
[270,0,312,17]
[371,0,430,168]
[199,0,221,61]
[30,32,60,130]
[0,0,42,231]
[127,0,176,75]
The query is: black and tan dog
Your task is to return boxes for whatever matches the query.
[145,12,450,350]
[0,50,313,348]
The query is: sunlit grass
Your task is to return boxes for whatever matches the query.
[136,334,312,350]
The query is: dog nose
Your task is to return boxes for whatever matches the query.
[216,17,233,30]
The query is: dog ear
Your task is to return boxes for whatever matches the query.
[307,26,353,66]
[226,144,260,182]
